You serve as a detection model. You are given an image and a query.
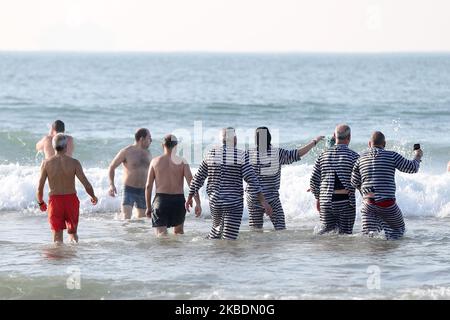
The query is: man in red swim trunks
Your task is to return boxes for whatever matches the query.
[37,133,98,243]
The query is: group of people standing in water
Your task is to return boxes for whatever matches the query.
[36,120,423,243]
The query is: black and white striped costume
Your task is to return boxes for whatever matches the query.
[246,147,301,230]
[189,145,263,240]
[310,144,360,234]
[351,147,420,240]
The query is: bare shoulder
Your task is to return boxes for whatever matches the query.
[151,155,163,166]
[70,157,82,167]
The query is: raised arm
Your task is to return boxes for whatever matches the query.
[295,136,324,159]
[108,149,126,197]
[145,160,155,218]
[37,161,48,210]
[75,160,97,204]
[36,136,47,152]
[393,150,421,174]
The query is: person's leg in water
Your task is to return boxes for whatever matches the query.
[269,197,286,231]
[335,200,356,235]
[222,203,244,240]
[318,201,338,234]
[53,230,64,243]
[155,226,168,237]
[208,202,224,239]
[361,202,382,237]
[68,231,79,243]
[248,199,264,231]
[134,189,147,218]
[135,208,146,219]
[121,205,133,219]
[173,224,184,235]
[378,203,405,240]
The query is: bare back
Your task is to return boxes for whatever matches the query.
[151,154,188,194]
[44,155,78,196]
[38,135,74,159]
[121,145,151,188]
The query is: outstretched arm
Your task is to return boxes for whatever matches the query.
[36,136,47,152]
[393,150,422,174]
[296,136,325,158]
[108,149,126,197]
[75,160,97,204]
[145,161,155,218]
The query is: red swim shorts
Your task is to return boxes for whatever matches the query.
[48,194,80,234]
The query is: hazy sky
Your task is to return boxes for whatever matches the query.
[1,0,449,52]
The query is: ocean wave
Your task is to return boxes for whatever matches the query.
[1,164,449,219]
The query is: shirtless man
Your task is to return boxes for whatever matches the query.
[37,134,98,243]
[36,120,74,158]
[145,134,201,236]
[108,128,152,219]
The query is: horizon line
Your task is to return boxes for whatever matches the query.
[1,50,450,55]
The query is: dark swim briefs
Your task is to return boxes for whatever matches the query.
[152,193,186,228]
[122,185,146,209]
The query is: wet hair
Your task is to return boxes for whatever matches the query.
[52,120,65,133]
[135,128,149,142]
[163,134,178,149]
[371,131,386,146]
[255,127,271,152]
[52,133,67,152]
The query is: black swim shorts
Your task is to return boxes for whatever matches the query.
[152,193,186,228]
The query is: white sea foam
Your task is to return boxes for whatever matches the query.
[1,164,448,219]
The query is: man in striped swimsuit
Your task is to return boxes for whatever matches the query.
[310,124,360,234]
[351,131,423,240]
[247,127,324,230]
[186,128,273,240]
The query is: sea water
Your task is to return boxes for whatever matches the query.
[0,53,449,299]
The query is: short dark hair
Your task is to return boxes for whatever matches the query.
[163,134,178,149]
[255,127,271,152]
[52,120,65,133]
[371,131,386,146]
[135,128,149,142]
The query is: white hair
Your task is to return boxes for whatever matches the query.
[335,125,351,140]
[52,133,67,151]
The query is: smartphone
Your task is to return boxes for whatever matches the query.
[413,144,421,150]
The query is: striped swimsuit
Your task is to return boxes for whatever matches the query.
[189,145,263,240]
[246,147,301,230]
[310,144,360,234]
[351,147,420,240]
